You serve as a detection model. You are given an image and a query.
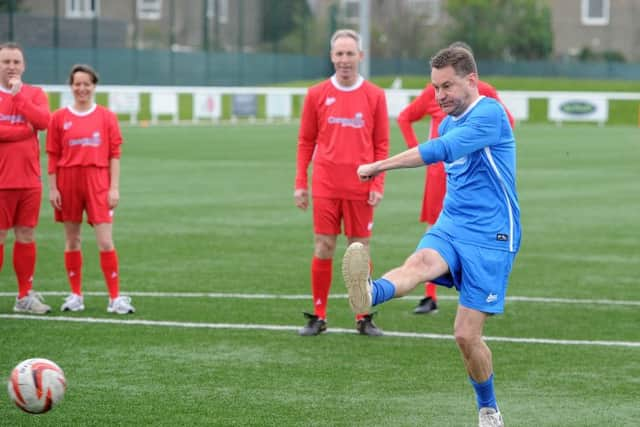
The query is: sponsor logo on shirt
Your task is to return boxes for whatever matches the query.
[496,233,508,241]
[486,293,498,303]
[325,97,336,106]
[68,131,102,147]
[63,121,73,130]
[0,113,25,124]
[328,112,364,129]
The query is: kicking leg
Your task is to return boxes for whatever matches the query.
[342,243,448,313]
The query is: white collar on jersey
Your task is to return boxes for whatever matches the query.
[0,85,17,94]
[330,74,364,92]
[67,103,97,117]
[451,95,485,121]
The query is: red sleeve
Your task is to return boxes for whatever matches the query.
[108,110,123,159]
[12,87,50,130]
[371,89,390,194]
[0,123,33,142]
[480,83,515,129]
[295,90,317,190]
[46,112,61,174]
[396,85,435,148]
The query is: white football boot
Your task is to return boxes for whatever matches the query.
[479,407,504,427]
[107,295,135,314]
[61,293,85,312]
[14,291,51,314]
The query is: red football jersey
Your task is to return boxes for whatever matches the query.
[46,104,122,174]
[296,76,389,200]
[0,84,50,189]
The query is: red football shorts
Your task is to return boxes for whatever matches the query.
[0,187,42,229]
[420,162,446,224]
[55,166,113,225]
[313,197,374,238]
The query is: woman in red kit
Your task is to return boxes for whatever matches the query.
[46,64,134,314]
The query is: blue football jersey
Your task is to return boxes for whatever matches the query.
[418,96,521,252]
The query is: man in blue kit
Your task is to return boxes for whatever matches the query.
[341,46,520,427]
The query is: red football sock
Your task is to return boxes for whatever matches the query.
[311,257,332,320]
[13,242,36,298]
[65,250,83,296]
[100,250,120,299]
[426,283,438,300]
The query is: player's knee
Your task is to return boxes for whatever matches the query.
[14,226,35,243]
[404,252,435,280]
[97,239,114,252]
[314,236,336,258]
[66,235,81,251]
[453,324,482,352]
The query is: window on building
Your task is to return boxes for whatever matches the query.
[206,0,229,23]
[137,0,162,20]
[406,0,441,25]
[65,0,99,19]
[341,0,359,24]
[581,0,609,26]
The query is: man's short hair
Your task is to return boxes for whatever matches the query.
[68,64,99,85]
[0,41,24,54]
[430,46,478,77]
[448,41,473,56]
[330,29,362,51]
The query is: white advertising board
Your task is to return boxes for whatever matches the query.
[548,95,608,123]
[266,93,292,119]
[385,90,410,118]
[498,93,529,121]
[193,93,222,121]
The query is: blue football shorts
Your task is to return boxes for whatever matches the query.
[416,230,517,314]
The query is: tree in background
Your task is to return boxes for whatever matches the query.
[261,0,311,52]
[0,0,24,12]
[445,0,552,60]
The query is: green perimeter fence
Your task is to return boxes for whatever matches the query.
[22,47,640,86]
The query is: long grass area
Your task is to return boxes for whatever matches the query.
[1,122,639,426]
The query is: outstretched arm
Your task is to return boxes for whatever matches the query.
[357,147,424,181]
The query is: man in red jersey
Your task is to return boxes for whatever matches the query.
[295,29,389,336]
[397,42,514,315]
[0,42,51,314]
[47,64,134,314]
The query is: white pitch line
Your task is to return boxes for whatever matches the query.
[1,291,639,306]
[1,314,639,348]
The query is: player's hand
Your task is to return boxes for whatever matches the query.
[294,188,309,211]
[368,191,383,207]
[49,189,62,211]
[357,161,382,181]
[108,188,120,209]
[8,77,22,96]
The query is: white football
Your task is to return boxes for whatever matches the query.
[7,358,66,414]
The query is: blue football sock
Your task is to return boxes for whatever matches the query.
[470,374,497,410]
[371,278,396,306]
